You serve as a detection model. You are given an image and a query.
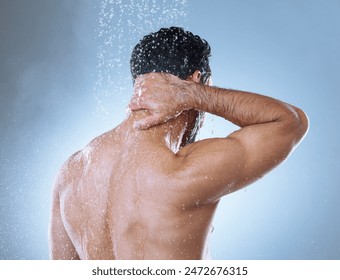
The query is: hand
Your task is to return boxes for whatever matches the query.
[128,73,193,129]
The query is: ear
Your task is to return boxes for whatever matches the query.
[187,70,201,83]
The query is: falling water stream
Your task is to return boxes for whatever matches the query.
[94,0,188,115]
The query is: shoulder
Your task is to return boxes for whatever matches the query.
[53,150,83,194]
[54,130,118,191]
[167,137,246,205]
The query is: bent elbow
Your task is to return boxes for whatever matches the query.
[297,108,309,136]
[288,106,309,145]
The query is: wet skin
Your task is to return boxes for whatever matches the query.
[49,72,308,259]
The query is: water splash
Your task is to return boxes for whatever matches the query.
[94,0,188,116]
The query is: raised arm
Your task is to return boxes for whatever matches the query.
[129,73,309,203]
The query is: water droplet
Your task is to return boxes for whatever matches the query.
[94,0,188,116]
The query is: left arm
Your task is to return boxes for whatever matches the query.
[48,176,80,260]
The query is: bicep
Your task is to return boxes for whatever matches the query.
[49,183,79,260]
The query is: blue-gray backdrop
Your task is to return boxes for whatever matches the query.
[0,0,339,259]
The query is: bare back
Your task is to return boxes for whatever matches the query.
[49,73,308,260]
[57,122,217,260]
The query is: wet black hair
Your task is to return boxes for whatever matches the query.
[130,27,211,84]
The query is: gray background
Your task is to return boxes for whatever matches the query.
[0,0,339,259]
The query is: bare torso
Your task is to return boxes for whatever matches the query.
[51,73,308,260]
[59,118,218,260]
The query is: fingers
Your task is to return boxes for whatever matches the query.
[129,82,150,111]
[130,77,149,111]
[128,96,145,111]
[129,73,183,129]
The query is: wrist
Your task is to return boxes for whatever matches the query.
[180,81,206,111]
[189,82,209,111]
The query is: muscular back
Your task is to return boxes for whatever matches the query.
[50,73,308,260]
[53,122,217,260]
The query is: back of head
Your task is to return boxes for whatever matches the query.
[130,27,211,84]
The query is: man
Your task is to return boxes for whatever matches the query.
[49,27,308,259]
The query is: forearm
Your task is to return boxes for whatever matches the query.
[129,73,308,138]
[186,82,302,128]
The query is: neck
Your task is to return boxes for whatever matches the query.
[121,110,200,153]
